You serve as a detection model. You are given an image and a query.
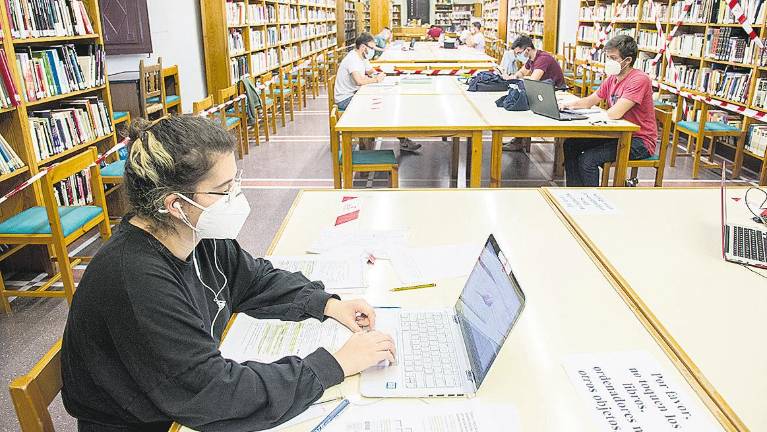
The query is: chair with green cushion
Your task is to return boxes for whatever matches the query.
[139,57,165,119]
[286,64,309,109]
[217,85,248,159]
[329,105,398,188]
[257,74,279,135]
[0,147,111,313]
[273,68,295,126]
[601,104,674,187]
[161,65,183,114]
[671,97,745,178]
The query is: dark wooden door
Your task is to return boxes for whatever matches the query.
[100,0,153,55]
[407,0,429,24]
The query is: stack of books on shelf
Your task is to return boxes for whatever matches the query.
[28,97,112,162]
[250,29,265,50]
[578,25,596,42]
[606,27,635,40]
[617,3,638,20]
[267,5,276,22]
[666,63,699,89]
[229,29,246,55]
[700,68,751,101]
[15,44,105,103]
[705,28,755,63]
[248,4,267,25]
[595,3,614,19]
[229,56,248,85]
[0,49,20,108]
[671,0,713,22]
[752,77,767,110]
[636,53,661,78]
[53,168,92,206]
[226,0,247,26]
[267,27,278,46]
[0,134,24,175]
[637,29,660,50]
[670,33,705,58]
[641,1,668,20]
[7,0,94,38]
[716,0,766,24]
[579,5,595,19]
[746,123,767,157]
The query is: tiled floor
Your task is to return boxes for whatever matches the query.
[0,90,761,431]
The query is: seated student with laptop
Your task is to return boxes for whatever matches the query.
[335,33,421,152]
[559,35,656,187]
[502,35,565,89]
[61,116,397,432]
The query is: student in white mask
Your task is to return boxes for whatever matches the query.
[61,116,396,432]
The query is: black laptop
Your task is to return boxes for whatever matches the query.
[524,79,588,121]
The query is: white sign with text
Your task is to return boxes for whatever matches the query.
[551,189,620,215]
[563,351,721,432]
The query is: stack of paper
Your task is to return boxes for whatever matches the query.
[266,255,366,294]
[389,244,480,285]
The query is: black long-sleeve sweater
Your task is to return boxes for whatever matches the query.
[61,217,344,432]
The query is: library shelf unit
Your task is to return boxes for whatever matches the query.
[201,0,338,95]
[0,0,118,273]
[506,0,558,52]
[576,0,767,183]
[483,0,507,41]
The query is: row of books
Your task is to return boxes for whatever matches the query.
[746,124,767,157]
[281,45,299,65]
[641,1,667,20]
[671,0,713,23]
[249,4,268,25]
[15,44,105,103]
[229,29,246,55]
[665,63,699,89]
[705,28,745,62]
[252,49,280,75]
[670,33,705,58]
[577,26,597,42]
[751,78,767,110]
[226,1,247,26]
[0,49,20,108]
[251,29,266,50]
[28,97,112,162]
[636,54,661,79]
[616,4,639,20]
[229,56,249,85]
[637,30,661,50]
[0,133,24,175]
[716,0,766,24]
[53,168,92,207]
[7,0,94,39]
[700,69,751,101]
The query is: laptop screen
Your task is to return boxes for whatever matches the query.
[454,235,525,387]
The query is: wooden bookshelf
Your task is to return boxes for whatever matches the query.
[575,0,767,181]
[452,2,480,29]
[0,0,118,272]
[370,0,390,35]
[483,0,508,41]
[201,0,338,95]
[507,0,558,52]
[355,0,369,34]
[337,0,357,46]
[435,1,454,27]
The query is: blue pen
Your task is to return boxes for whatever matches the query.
[310,398,350,432]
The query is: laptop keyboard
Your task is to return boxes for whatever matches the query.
[399,311,463,389]
[733,226,767,262]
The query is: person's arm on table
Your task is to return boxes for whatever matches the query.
[528,68,544,80]
[561,92,602,110]
[605,97,635,120]
[353,70,384,84]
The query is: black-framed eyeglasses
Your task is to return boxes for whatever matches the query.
[181,169,243,201]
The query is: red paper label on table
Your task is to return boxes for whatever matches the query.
[335,210,360,226]
[342,196,357,202]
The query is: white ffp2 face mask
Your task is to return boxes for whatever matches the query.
[175,190,251,240]
[604,58,623,76]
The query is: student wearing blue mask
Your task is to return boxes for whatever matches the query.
[504,35,564,88]
[61,116,397,432]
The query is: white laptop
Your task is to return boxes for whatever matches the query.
[720,167,767,269]
[360,234,525,397]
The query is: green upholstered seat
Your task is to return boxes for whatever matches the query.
[225,116,240,127]
[146,96,161,104]
[677,121,739,134]
[338,149,397,165]
[0,206,103,236]
[113,111,129,121]
[165,95,180,104]
[101,160,125,177]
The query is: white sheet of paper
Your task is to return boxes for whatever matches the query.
[219,314,352,364]
[562,351,721,432]
[324,399,519,432]
[389,244,479,285]
[550,189,620,215]
[307,228,409,259]
[265,255,367,292]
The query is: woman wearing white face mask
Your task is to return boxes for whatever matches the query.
[61,116,396,432]
[560,35,657,187]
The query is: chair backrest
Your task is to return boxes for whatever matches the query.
[162,65,181,97]
[139,58,163,104]
[192,95,214,114]
[9,340,62,432]
[327,74,336,111]
[216,85,238,104]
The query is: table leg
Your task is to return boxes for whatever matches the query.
[490,132,502,188]
[451,137,460,181]
[612,132,631,187]
[342,132,353,188]
[470,131,483,188]
[554,138,565,179]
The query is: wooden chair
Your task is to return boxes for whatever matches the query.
[273,68,296,126]
[570,59,602,98]
[161,65,183,114]
[258,74,279,136]
[308,54,322,98]
[288,63,310,109]
[139,58,166,119]
[101,112,132,189]
[671,97,746,178]
[217,85,249,157]
[0,147,111,313]
[328,73,337,113]
[601,105,674,187]
[9,339,62,431]
[330,105,398,188]
[193,94,245,159]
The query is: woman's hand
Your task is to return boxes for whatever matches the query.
[333,330,396,376]
[324,298,376,332]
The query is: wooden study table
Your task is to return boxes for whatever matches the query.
[355,75,466,95]
[335,93,487,187]
[170,189,727,431]
[373,41,495,64]
[462,90,640,187]
[543,187,767,431]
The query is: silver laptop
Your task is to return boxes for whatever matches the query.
[360,234,525,397]
[720,167,767,269]
[524,79,588,121]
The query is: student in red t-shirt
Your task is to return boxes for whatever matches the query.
[506,35,564,88]
[426,25,443,41]
[560,35,657,187]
